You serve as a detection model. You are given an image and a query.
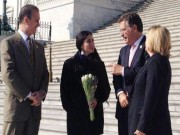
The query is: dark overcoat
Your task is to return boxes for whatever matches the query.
[128,53,172,135]
[60,51,111,135]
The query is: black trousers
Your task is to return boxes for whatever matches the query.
[118,107,128,135]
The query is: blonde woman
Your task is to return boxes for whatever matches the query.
[128,25,172,135]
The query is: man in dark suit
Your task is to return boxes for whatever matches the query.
[1,4,49,135]
[110,12,149,135]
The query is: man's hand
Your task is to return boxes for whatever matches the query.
[109,64,124,75]
[28,92,41,106]
[134,130,146,135]
[119,92,128,108]
[28,90,46,106]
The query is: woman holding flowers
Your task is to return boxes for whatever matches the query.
[60,31,111,135]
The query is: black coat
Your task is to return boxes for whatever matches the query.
[128,53,172,135]
[60,51,111,135]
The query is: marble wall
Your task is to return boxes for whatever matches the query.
[0,0,143,41]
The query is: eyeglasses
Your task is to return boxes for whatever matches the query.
[120,26,131,32]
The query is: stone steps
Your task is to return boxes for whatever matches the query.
[0,91,180,134]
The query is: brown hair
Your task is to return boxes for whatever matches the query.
[19,4,39,23]
[118,12,143,32]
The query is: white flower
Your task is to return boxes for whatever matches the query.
[88,74,92,79]
[81,73,98,121]
[85,75,88,80]
[81,76,85,82]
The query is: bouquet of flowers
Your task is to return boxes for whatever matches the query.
[81,74,98,121]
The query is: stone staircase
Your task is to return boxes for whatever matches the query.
[1,0,180,134]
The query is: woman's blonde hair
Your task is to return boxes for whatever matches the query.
[146,25,171,58]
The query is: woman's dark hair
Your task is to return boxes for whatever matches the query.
[76,31,92,51]
[76,31,102,62]
[19,4,39,24]
[118,12,143,32]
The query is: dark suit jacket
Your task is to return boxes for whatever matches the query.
[0,32,49,122]
[128,53,172,135]
[113,35,148,119]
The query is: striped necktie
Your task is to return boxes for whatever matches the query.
[27,37,35,67]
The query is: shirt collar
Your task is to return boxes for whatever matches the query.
[18,29,29,41]
[133,35,144,47]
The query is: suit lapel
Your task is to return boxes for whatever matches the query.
[15,33,34,72]
[124,45,131,66]
[33,40,41,72]
[129,59,149,98]
[134,58,149,83]
[130,35,146,67]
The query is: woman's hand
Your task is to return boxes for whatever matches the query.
[89,98,98,109]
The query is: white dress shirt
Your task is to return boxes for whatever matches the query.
[18,29,31,52]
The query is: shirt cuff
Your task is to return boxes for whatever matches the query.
[24,92,31,101]
[40,90,46,99]
[122,67,124,76]
[117,90,124,97]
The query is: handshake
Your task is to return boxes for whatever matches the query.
[28,90,46,106]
